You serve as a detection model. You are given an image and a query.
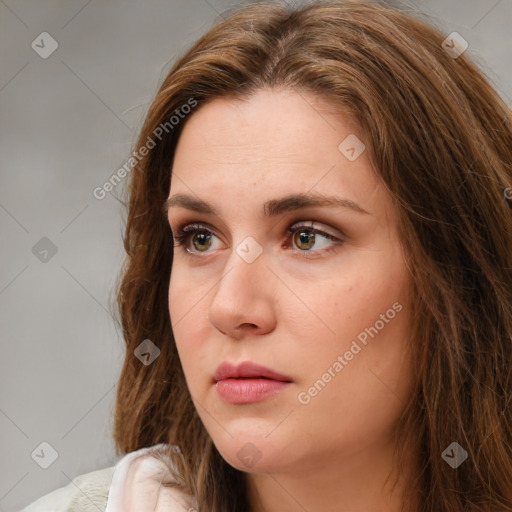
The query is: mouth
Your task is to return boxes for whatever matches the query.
[213,360,293,404]
[213,360,293,382]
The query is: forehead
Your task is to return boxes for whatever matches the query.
[173,88,360,165]
[169,88,380,213]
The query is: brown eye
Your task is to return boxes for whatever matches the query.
[293,229,316,250]
[172,221,344,260]
[287,223,342,254]
[191,230,213,252]
[172,223,219,254]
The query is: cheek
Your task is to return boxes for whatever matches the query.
[292,281,412,444]
[311,247,409,336]
[290,248,411,385]
[168,267,206,335]
[168,273,210,385]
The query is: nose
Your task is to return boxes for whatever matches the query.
[207,246,276,339]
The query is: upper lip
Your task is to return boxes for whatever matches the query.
[213,361,293,383]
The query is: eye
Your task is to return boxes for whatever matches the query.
[171,221,344,259]
[172,223,220,253]
[285,222,343,256]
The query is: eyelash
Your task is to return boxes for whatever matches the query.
[171,221,344,260]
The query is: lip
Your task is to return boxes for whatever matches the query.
[213,361,293,404]
[213,361,293,382]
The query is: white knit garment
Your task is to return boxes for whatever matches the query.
[104,443,196,511]
[21,443,197,512]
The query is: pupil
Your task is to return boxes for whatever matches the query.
[194,231,211,250]
[297,230,314,249]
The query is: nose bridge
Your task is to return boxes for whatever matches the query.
[207,235,272,333]
[222,234,266,293]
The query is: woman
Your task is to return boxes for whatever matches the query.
[23,0,512,511]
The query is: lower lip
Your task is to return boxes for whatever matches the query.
[215,378,291,404]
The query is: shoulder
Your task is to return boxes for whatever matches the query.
[106,443,197,511]
[20,466,115,512]
[21,444,197,512]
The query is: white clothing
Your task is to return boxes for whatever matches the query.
[21,443,197,512]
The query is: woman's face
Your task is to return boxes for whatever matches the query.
[167,88,414,474]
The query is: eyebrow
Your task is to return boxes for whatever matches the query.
[163,192,371,217]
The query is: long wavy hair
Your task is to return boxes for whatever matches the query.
[111,1,512,511]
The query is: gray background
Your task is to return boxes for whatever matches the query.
[1,0,510,510]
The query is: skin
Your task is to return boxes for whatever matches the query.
[167,88,418,512]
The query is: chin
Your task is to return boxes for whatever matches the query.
[209,428,294,474]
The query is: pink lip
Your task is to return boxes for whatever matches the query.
[213,361,293,382]
[213,361,293,404]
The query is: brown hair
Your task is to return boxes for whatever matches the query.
[111,1,512,510]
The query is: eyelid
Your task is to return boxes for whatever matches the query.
[170,219,342,240]
[172,221,220,240]
[170,216,344,238]
[288,220,342,240]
